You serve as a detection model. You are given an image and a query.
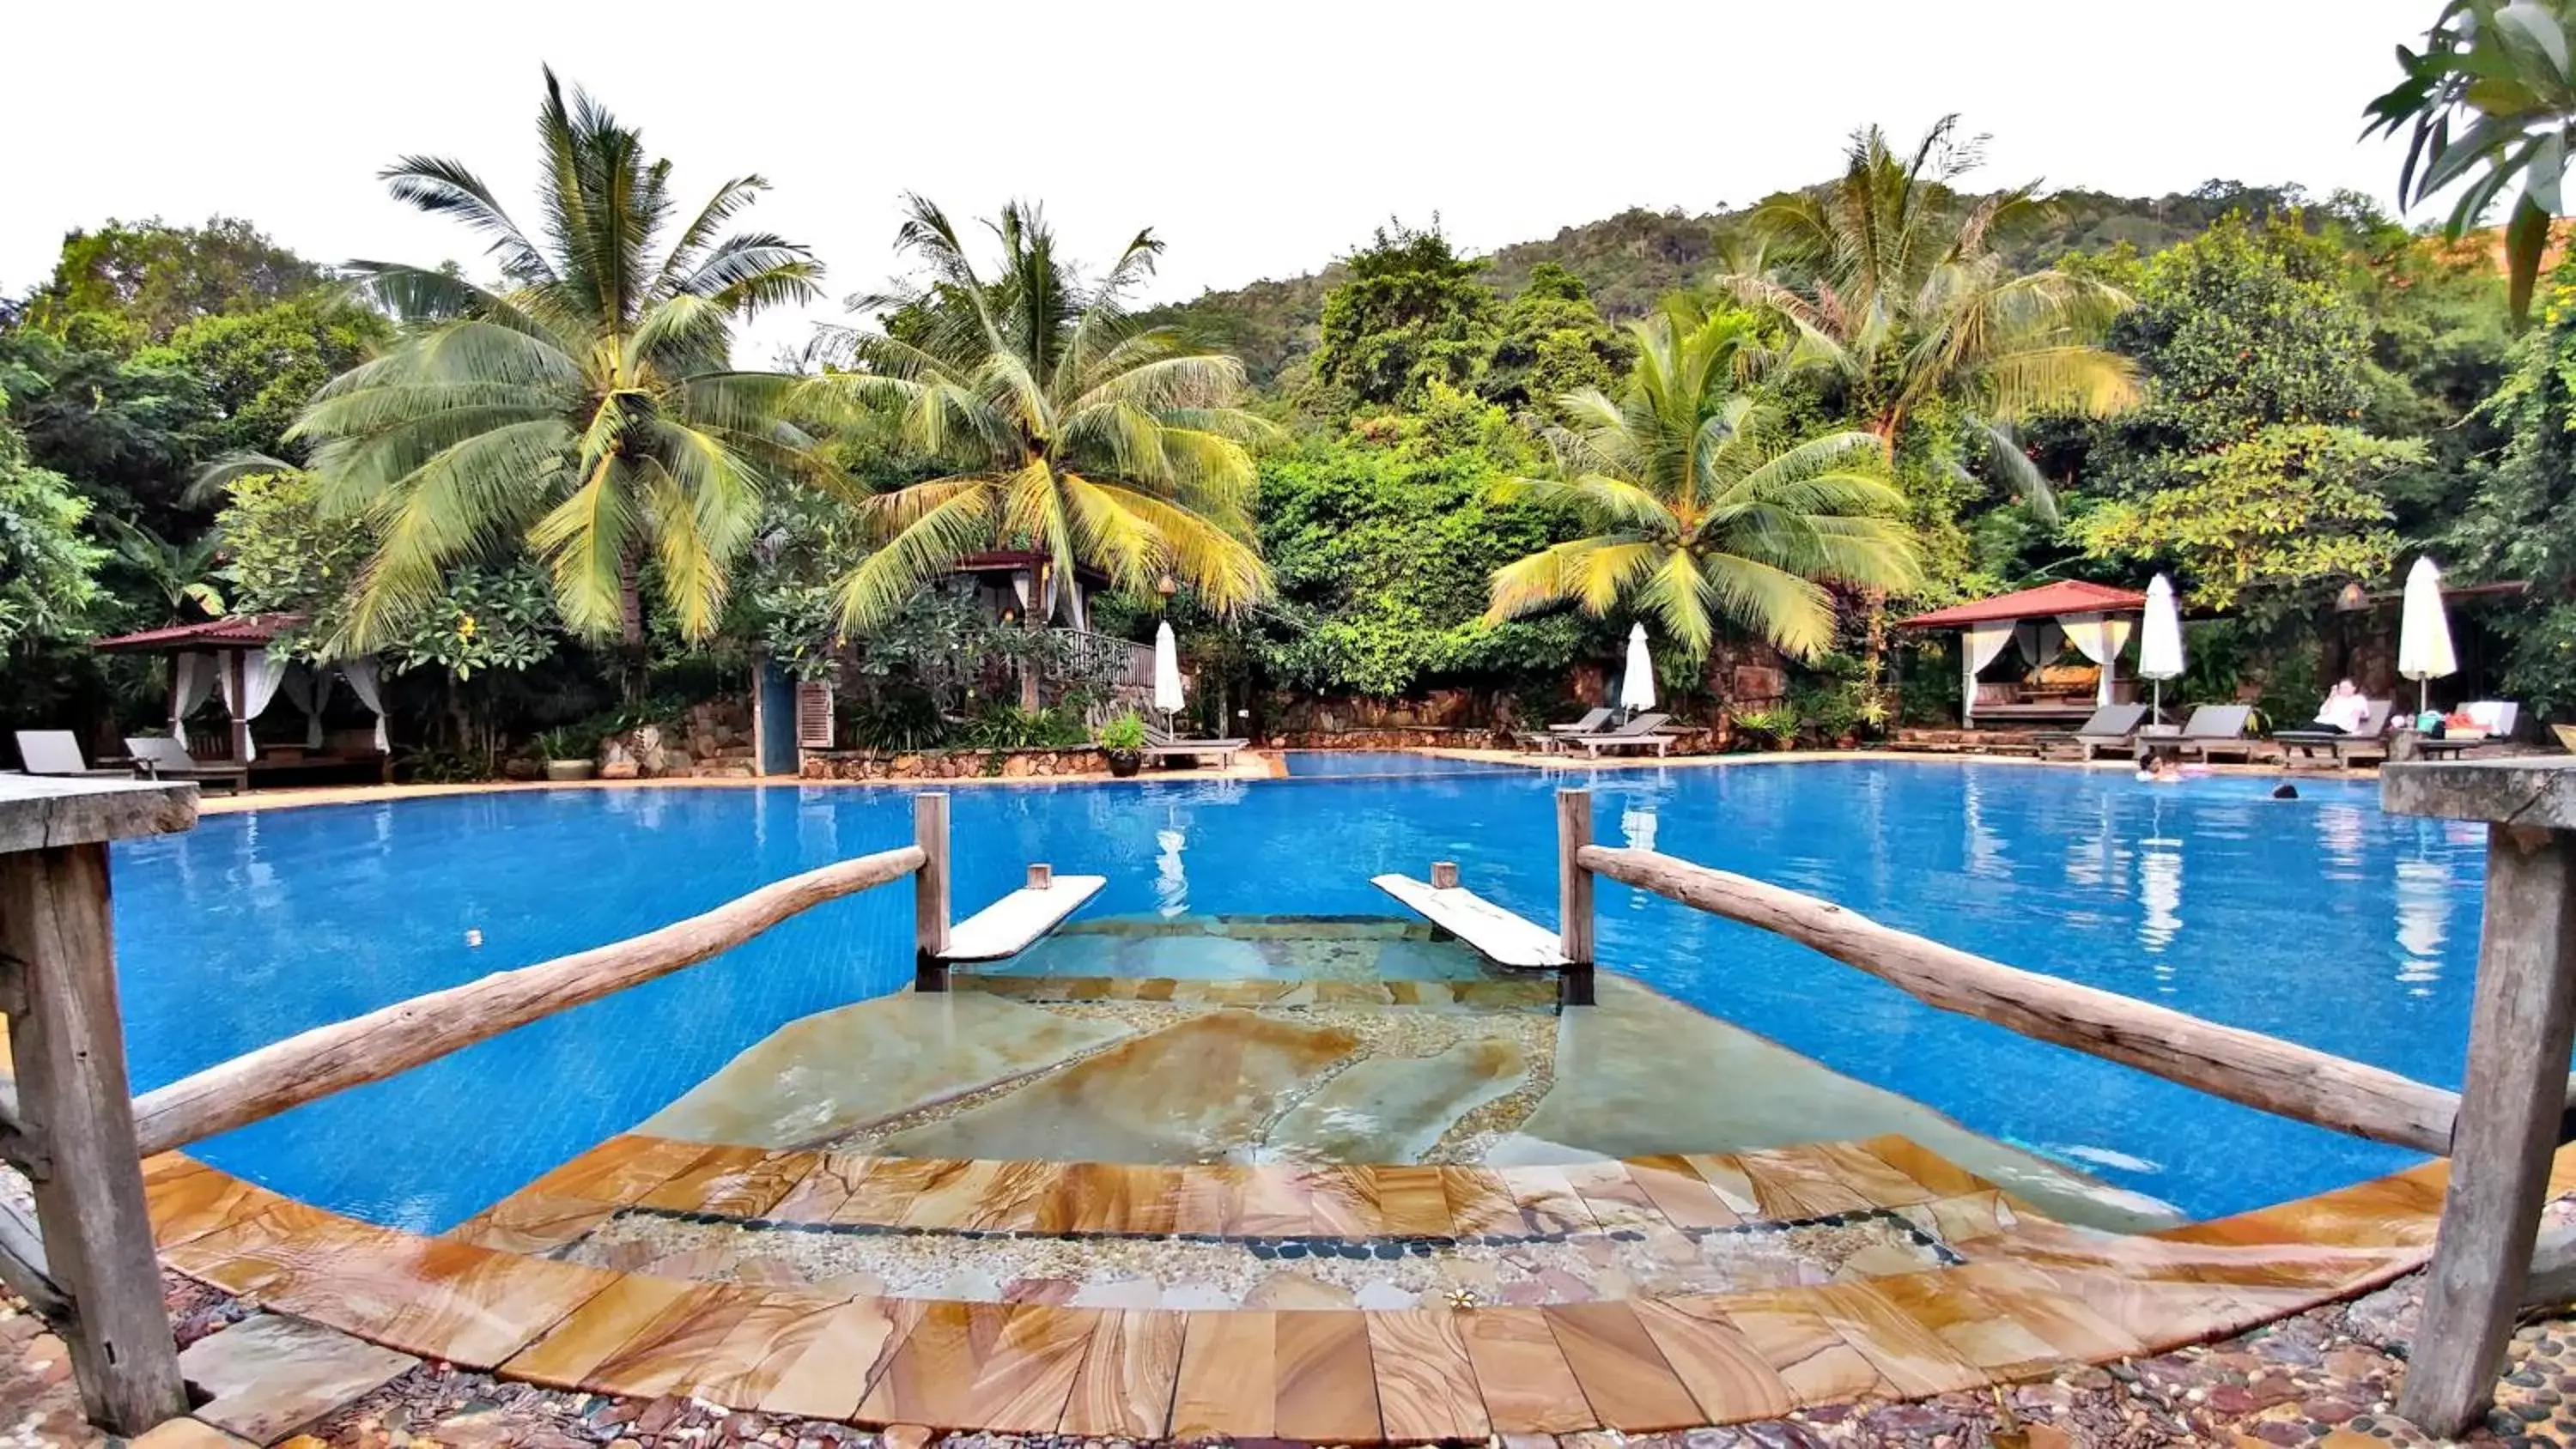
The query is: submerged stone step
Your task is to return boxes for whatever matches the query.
[951,974,1558,1010]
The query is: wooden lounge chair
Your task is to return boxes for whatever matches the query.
[11,730,130,779]
[1545,706,1614,736]
[125,736,250,794]
[1142,724,1248,768]
[2166,705,2258,763]
[1563,712,1675,758]
[2038,704,2149,761]
[2275,700,2395,769]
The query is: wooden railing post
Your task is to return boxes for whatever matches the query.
[2384,761,2576,1437]
[1556,788,1595,1006]
[0,778,196,1435]
[914,791,951,992]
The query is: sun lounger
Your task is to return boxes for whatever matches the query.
[1560,712,1675,758]
[2163,705,2257,763]
[2038,704,2149,761]
[1142,724,1247,767]
[11,730,131,779]
[2275,700,2395,769]
[125,736,250,793]
[1546,707,1614,736]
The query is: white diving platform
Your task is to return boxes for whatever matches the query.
[939,875,1108,963]
[1370,873,1570,971]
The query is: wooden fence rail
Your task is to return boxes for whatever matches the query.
[130,842,927,1157]
[1572,840,2462,1154]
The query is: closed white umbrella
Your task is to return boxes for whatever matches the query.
[2397,556,2458,716]
[1151,621,1185,718]
[1620,622,1656,712]
[2137,574,2185,724]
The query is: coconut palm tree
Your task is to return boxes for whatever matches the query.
[1485,302,1920,661]
[800,197,1269,632]
[287,68,825,675]
[1713,116,2138,519]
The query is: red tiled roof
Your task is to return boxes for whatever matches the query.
[1894,581,2149,629]
[90,614,305,652]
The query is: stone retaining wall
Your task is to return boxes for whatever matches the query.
[799,747,1111,780]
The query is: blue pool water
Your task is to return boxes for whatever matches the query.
[1280,750,1525,778]
[111,762,2488,1232]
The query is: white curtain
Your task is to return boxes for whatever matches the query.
[341,656,390,752]
[1961,621,2018,725]
[279,667,330,749]
[2012,619,2065,671]
[233,647,289,760]
[2060,612,2136,706]
[170,651,218,737]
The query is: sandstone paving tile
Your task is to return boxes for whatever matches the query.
[1862,1269,2065,1381]
[894,1158,1008,1229]
[1234,1164,1319,1237]
[696,1150,822,1219]
[1736,1149,1874,1220]
[161,1197,403,1300]
[1458,1307,1598,1434]
[1625,1155,1743,1230]
[1859,1135,1993,1197]
[1976,1216,2411,1295]
[148,1162,268,1249]
[1367,1165,1456,1238]
[681,1287,858,1406]
[1542,1300,1703,1431]
[1060,1307,1184,1439]
[1367,1308,1489,1442]
[311,1239,620,1368]
[1899,1191,2017,1246]
[142,1151,203,1186]
[1629,1297,1795,1423]
[442,1192,618,1255]
[1170,1309,1276,1439]
[1497,1166,1599,1234]
[832,1156,955,1225]
[179,1313,417,1445]
[2165,1171,2445,1254]
[516,1135,709,1206]
[635,1145,769,1213]
[1303,1166,1384,1238]
[1808,1141,1943,1208]
[1944,1261,2144,1364]
[1679,1155,1764,1217]
[1802,1280,1990,1397]
[1707,1289,1890,1405]
[1173,1164,1249,1236]
[1441,1167,1522,1238]
[581,1282,768,1399]
[1275,1309,1382,1442]
[766,1153,876,1223]
[1984,1264,2276,1356]
[1561,1161,1662,1232]
[501,1275,708,1389]
[856,1300,1094,1432]
[960,1158,1059,1233]
[754,1295,915,1422]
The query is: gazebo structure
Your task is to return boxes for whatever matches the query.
[1895,580,2148,728]
[89,615,391,784]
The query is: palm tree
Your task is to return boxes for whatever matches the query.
[1485,302,1920,661]
[1713,116,2138,518]
[288,69,824,679]
[800,197,1269,632]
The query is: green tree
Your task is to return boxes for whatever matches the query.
[2454,264,2576,713]
[21,217,327,346]
[802,197,1270,629]
[1309,221,1500,409]
[1479,264,1631,410]
[2086,214,2376,493]
[1485,302,1920,660]
[2366,0,2576,319]
[0,330,215,532]
[0,389,106,648]
[148,295,392,458]
[1717,117,2139,516]
[2077,423,2420,610]
[284,69,823,688]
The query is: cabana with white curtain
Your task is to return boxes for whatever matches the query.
[1894,580,2150,729]
[91,615,391,784]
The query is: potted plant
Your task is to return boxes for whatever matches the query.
[536,727,597,782]
[1097,711,1147,778]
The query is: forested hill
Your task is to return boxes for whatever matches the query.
[1150,181,2326,385]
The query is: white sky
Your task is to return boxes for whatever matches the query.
[6,1,2433,364]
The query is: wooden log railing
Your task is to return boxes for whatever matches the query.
[130,842,927,1158]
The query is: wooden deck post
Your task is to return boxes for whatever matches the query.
[1557,788,1595,1006]
[914,791,951,993]
[2385,761,2576,1436]
[0,777,197,1435]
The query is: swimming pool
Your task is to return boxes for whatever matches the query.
[110,761,2487,1231]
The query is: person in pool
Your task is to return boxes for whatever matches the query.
[2137,754,2182,784]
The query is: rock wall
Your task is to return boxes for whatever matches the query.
[800,747,1113,780]
[602,697,761,779]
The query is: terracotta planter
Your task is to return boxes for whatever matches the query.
[1103,749,1144,779]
